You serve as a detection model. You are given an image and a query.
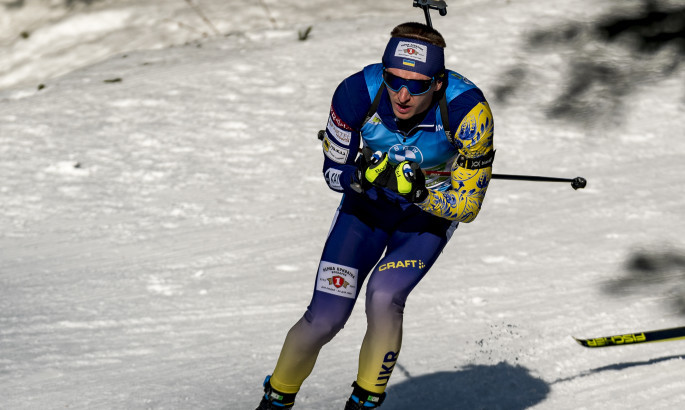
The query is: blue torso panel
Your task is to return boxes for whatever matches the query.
[359,63,478,190]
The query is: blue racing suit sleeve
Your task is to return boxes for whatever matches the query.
[321,70,372,194]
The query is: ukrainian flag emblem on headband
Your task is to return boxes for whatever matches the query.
[402,59,416,67]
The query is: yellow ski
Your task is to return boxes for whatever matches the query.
[574,326,685,348]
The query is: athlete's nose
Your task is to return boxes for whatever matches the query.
[397,86,412,103]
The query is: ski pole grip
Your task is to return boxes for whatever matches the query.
[412,1,448,15]
[413,0,447,27]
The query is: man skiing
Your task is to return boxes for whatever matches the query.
[257,21,494,409]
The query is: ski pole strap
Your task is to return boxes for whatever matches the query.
[455,150,496,169]
[439,94,451,141]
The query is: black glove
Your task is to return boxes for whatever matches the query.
[359,147,394,189]
[393,161,429,203]
[339,148,383,195]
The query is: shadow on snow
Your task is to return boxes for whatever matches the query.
[384,362,549,410]
[604,247,685,315]
[494,0,685,125]
[552,354,685,384]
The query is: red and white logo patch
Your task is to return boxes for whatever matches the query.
[394,41,428,63]
[331,275,345,288]
[316,261,358,299]
[330,106,352,131]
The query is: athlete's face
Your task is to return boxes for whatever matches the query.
[385,68,443,120]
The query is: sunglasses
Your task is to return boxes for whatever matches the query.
[382,70,435,96]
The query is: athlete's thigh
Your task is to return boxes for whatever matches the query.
[367,212,455,302]
[307,204,390,317]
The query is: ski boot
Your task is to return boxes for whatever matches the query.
[344,382,386,409]
[256,375,297,410]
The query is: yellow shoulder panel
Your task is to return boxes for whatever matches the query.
[458,102,494,156]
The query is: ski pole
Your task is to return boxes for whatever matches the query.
[424,170,587,190]
[490,173,587,190]
[317,131,587,190]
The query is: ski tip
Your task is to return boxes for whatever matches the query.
[572,337,589,347]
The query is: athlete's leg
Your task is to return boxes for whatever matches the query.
[270,203,390,394]
[355,211,457,394]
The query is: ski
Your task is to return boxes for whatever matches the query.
[574,325,685,348]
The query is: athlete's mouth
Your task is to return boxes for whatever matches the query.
[395,103,411,113]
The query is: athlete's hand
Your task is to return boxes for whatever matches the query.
[332,164,364,195]
[393,161,429,203]
[360,147,394,188]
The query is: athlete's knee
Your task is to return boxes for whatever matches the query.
[365,286,406,318]
[301,305,348,344]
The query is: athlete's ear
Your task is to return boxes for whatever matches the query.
[434,71,446,92]
[434,80,444,92]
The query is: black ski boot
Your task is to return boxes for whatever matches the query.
[256,375,297,410]
[344,382,386,409]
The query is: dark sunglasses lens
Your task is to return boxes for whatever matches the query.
[383,71,432,95]
[382,71,403,90]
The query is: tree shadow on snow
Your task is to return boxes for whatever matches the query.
[494,0,685,125]
[604,247,685,315]
[384,362,549,410]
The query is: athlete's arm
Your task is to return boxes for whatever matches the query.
[417,100,494,222]
[321,71,371,194]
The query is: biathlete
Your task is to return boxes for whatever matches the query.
[257,21,495,410]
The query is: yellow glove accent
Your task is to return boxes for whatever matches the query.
[394,161,414,194]
[364,151,390,184]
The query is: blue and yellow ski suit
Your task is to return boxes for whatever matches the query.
[269,63,494,395]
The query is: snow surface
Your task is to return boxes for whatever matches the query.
[1,0,685,409]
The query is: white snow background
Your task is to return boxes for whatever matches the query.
[1,0,685,409]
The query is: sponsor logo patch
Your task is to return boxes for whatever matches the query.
[378,259,425,271]
[368,113,382,125]
[316,261,358,299]
[388,144,423,164]
[330,106,352,131]
[450,72,474,85]
[323,136,349,164]
[324,168,344,191]
[394,41,428,63]
[327,116,352,146]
